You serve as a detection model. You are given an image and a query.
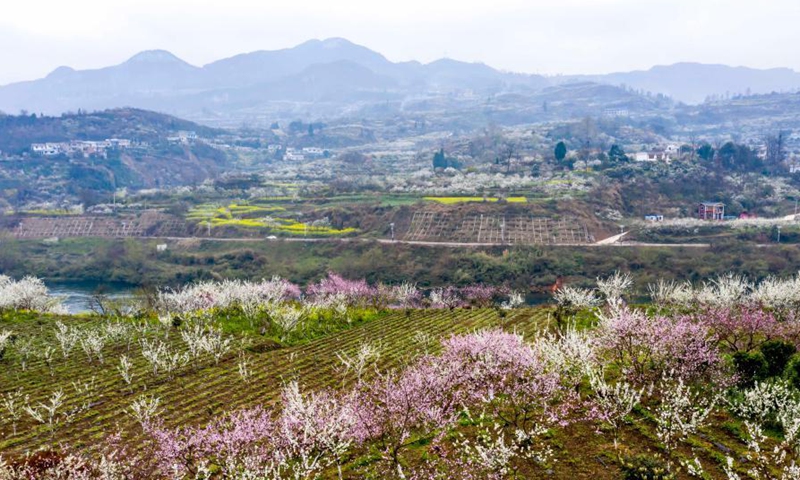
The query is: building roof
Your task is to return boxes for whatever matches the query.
[699,202,725,207]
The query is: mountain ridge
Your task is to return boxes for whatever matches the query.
[567,62,800,104]
[2,38,799,123]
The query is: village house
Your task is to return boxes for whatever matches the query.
[634,151,670,162]
[664,144,681,156]
[107,138,131,148]
[31,143,62,156]
[167,131,198,144]
[633,144,681,163]
[644,214,664,222]
[283,148,305,161]
[698,202,725,220]
[603,108,629,117]
[302,147,325,157]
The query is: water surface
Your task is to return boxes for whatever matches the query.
[47,281,138,314]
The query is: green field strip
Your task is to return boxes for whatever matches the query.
[0,308,552,454]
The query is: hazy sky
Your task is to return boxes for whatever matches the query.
[1,0,798,85]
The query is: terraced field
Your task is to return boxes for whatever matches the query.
[404,211,594,244]
[10,211,190,239]
[0,308,551,454]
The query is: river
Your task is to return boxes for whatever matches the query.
[47,281,138,314]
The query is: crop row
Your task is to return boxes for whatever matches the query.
[0,308,550,454]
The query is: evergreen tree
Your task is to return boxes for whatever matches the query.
[608,144,628,162]
[697,144,715,161]
[433,148,447,169]
[554,141,567,162]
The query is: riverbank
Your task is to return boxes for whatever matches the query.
[2,237,800,295]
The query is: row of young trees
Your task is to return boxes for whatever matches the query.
[153,274,523,318]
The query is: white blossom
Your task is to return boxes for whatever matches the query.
[0,276,64,314]
[129,395,161,426]
[553,286,601,310]
[597,271,633,303]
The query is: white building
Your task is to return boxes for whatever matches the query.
[664,144,681,156]
[302,147,324,156]
[603,108,629,117]
[635,151,672,162]
[31,143,61,156]
[107,138,131,148]
[167,131,198,144]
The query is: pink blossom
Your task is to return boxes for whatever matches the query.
[698,306,792,353]
[598,309,726,385]
[460,285,504,308]
[306,272,375,308]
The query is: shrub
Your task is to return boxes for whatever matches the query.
[619,453,674,480]
[732,351,768,387]
[761,340,797,378]
[784,355,800,390]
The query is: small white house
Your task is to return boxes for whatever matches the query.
[635,151,671,162]
[284,149,304,161]
[167,131,197,144]
[31,143,60,156]
[156,244,168,252]
[107,138,131,148]
[603,108,629,117]
[664,144,681,156]
[644,214,664,222]
[302,147,324,156]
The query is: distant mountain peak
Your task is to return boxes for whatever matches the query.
[295,37,372,55]
[46,66,75,79]
[320,37,355,49]
[125,50,187,65]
